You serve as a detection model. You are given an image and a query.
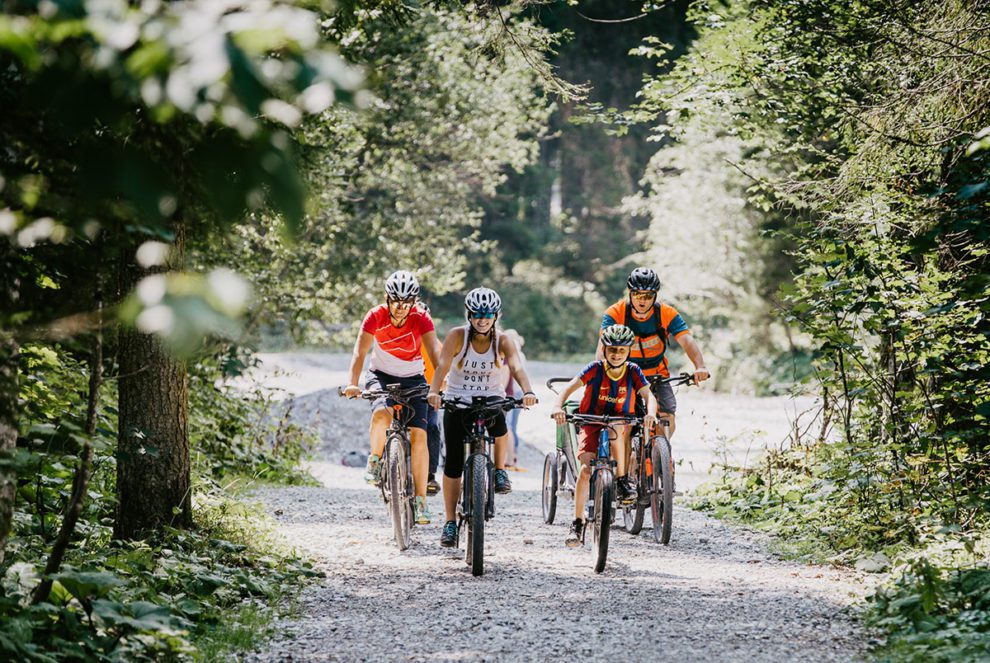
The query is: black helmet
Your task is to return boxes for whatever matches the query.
[627,267,660,292]
[601,324,635,347]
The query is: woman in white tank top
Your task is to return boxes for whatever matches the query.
[427,287,538,548]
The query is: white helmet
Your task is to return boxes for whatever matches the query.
[384,270,420,300]
[464,287,501,316]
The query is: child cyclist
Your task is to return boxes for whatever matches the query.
[551,324,658,547]
[427,287,538,548]
[343,270,442,524]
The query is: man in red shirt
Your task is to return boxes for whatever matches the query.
[344,271,442,524]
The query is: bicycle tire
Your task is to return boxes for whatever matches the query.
[387,437,411,550]
[650,436,674,545]
[593,469,614,573]
[542,453,559,524]
[469,454,487,576]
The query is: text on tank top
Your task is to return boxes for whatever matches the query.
[445,330,506,398]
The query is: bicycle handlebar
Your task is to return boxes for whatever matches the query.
[650,372,696,387]
[337,383,430,403]
[561,412,642,427]
[440,395,526,413]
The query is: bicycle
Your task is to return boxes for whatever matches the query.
[561,411,641,574]
[542,378,582,525]
[621,372,695,544]
[338,382,429,551]
[441,394,525,577]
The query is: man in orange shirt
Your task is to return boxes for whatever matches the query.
[597,267,710,438]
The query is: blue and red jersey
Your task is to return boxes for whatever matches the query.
[577,361,648,416]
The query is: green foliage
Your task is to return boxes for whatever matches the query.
[0,0,360,351]
[660,0,988,656]
[1,343,318,660]
[223,4,555,345]
[189,352,317,486]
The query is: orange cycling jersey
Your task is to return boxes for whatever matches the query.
[601,299,690,377]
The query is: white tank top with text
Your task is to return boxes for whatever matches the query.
[445,330,506,399]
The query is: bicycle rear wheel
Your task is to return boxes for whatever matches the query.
[387,437,411,550]
[542,453,558,524]
[468,454,487,576]
[650,436,673,545]
[592,469,614,574]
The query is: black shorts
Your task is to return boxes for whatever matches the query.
[635,379,677,417]
[442,405,507,479]
[363,371,429,431]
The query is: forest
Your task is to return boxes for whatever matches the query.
[1,0,988,660]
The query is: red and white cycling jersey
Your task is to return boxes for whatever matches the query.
[360,305,435,377]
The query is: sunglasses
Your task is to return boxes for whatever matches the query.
[469,312,496,319]
[630,291,656,300]
[389,298,416,307]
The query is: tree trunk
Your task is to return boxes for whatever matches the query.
[114,231,192,540]
[0,335,18,566]
[115,326,191,539]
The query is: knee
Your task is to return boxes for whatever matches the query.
[371,409,391,425]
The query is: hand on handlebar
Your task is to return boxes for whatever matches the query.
[522,392,538,408]
[693,367,710,385]
[643,413,657,430]
[427,391,441,409]
[343,384,362,399]
[551,407,566,425]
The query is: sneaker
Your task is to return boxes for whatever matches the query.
[363,454,382,485]
[618,477,636,503]
[440,520,458,547]
[427,473,440,496]
[414,496,431,525]
[494,468,512,495]
[565,518,584,548]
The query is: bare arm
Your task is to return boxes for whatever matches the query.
[421,330,441,370]
[500,336,537,405]
[675,332,710,384]
[427,328,463,407]
[638,385,658,424]
[551,376,585,424]
[345,331,375,397]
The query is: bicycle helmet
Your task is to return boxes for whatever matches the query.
[464,287,502,316]
[601,324,635,347]
[384,270,420,300]
[627,267,661,292]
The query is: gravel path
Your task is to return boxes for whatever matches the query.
[239,353,873,662]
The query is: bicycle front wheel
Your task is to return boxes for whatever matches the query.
[592,469,614,574]
[542,452,558,524]
[387,437,411,550]
[468,454,487,576]
[650,436,674,545]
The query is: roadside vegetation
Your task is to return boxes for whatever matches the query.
[647,1,989,659]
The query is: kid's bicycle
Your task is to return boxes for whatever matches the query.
[561,411,641,574]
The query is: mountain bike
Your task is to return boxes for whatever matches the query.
[542,378,582,524]
[622,372,694,544]
[563,411,641,574]
[339,383,428,551]
[442,395,525,577]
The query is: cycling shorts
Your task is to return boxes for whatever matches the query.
[442,405,507,479]
[363,370,429,431]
